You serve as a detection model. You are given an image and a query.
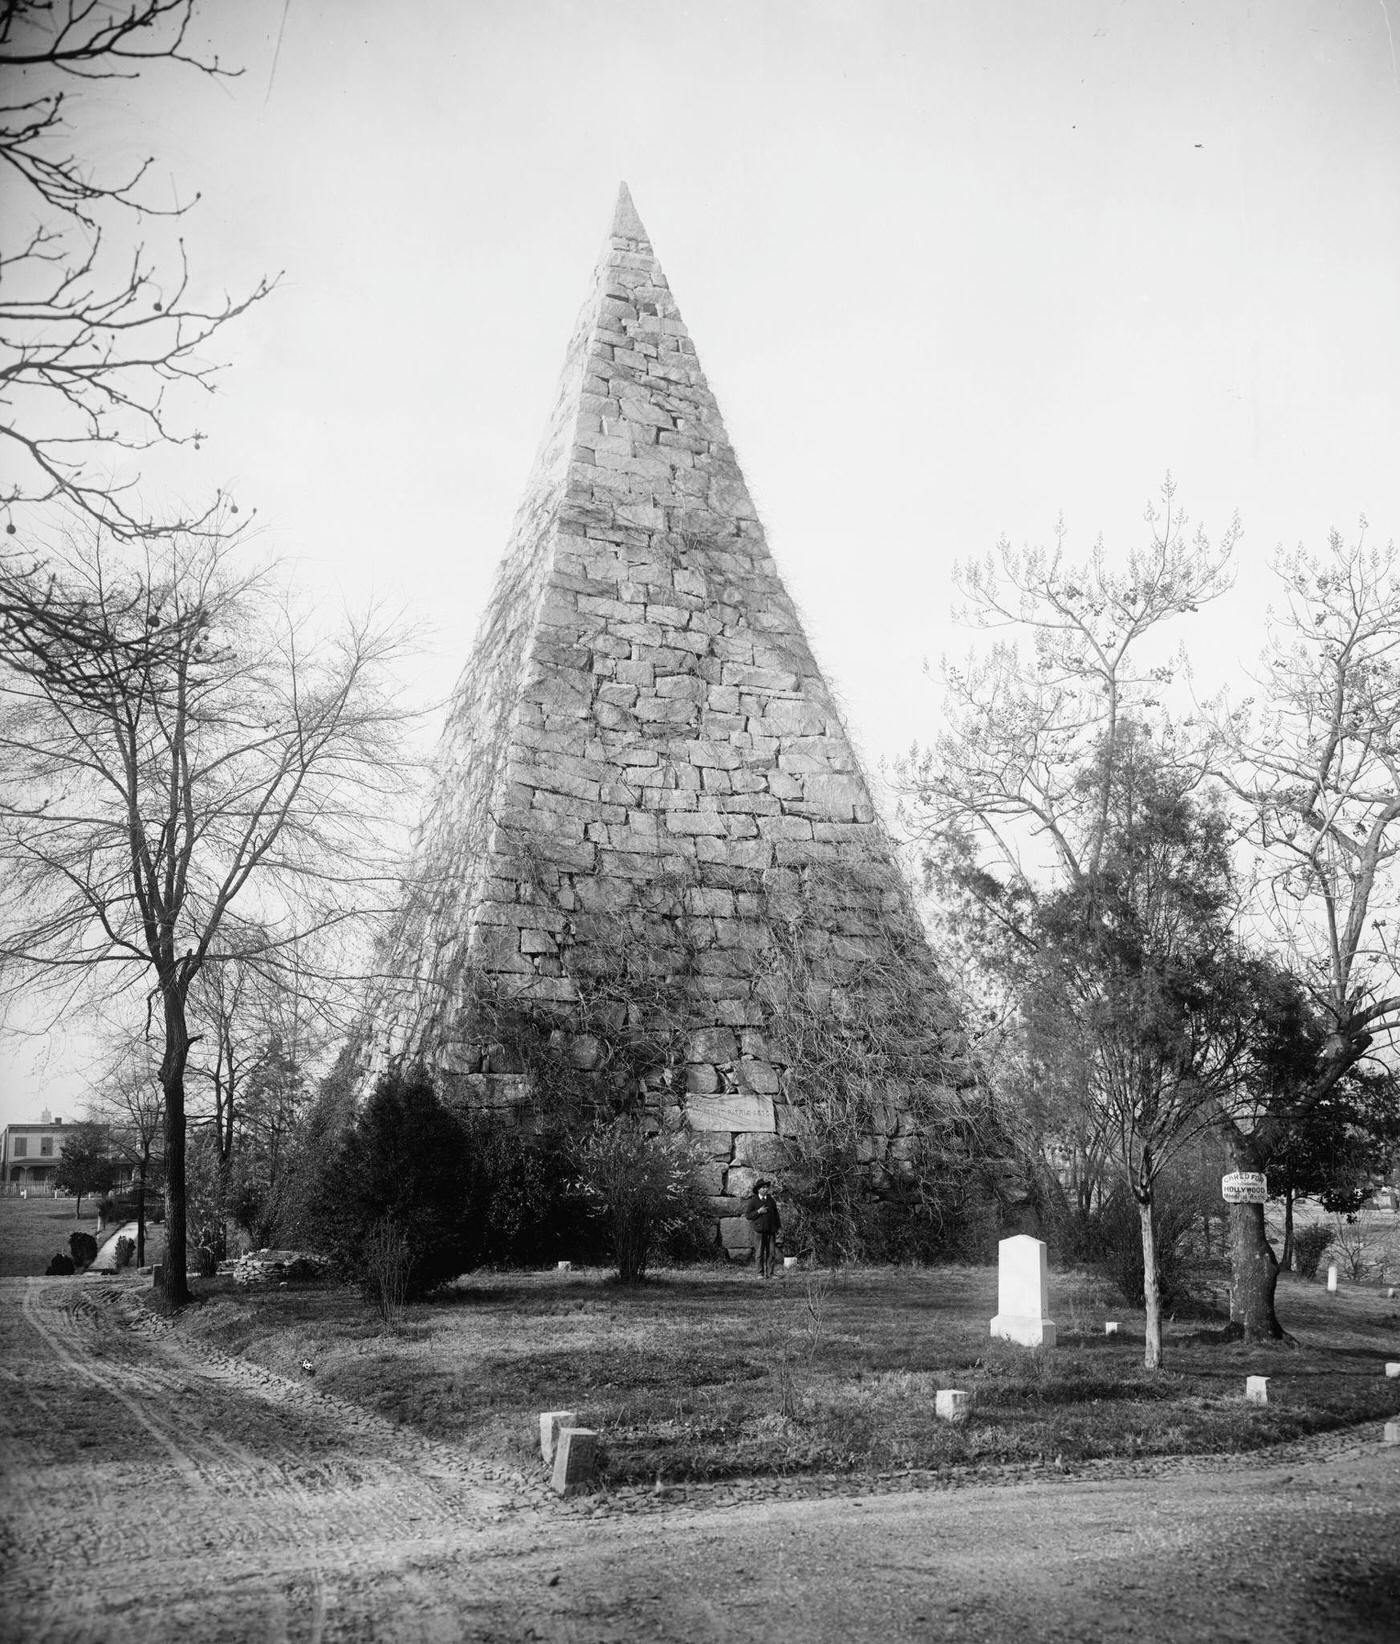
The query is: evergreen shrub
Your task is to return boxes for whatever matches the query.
[456,1113,602,1268]
[309,1068,481,1299]
[1293,1223,1335,1280]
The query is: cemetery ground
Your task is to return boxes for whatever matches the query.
[0,1192,105,1277]
[2,1238,1397,1642]
[174,1254,1400,1484]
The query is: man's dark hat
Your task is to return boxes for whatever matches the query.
[754,1178,770,1189]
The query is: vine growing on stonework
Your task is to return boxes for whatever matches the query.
[748,860,1020,1263]
[445,841,711,1131]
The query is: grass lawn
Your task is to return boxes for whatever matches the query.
[0,1193,104,1277]
[167,1259,1400,1488]
[1269,1203,1400,1287]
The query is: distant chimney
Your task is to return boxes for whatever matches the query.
[54,1116,63,1126]
[40,1108,51,1124]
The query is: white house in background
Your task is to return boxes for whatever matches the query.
[2,1108,72,1189]
[1,1111,140,1194]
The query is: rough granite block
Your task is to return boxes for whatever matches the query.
[539,1409,578,1464]
[552,1428,599,1495]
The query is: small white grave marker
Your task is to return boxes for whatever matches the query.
[990,1234,1057,1348]
[1245,1376,1269,1405]
[556,1260,572,1273]
[551,1427,598,1495]
[1327,1264,1338,1293]
[783,1255,798,1270]
[1104,1321,1120,1336]
[1387,1287,1396,1300]
[1384,1362,1400,1380]
[1385,1420,1400,1447]
[935,1389,971,1424]
[538,1408,578,1464]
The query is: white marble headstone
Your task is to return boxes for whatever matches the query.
[990,1234,1056,1348]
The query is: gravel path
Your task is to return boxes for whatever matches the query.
[1,1276,1397,1643]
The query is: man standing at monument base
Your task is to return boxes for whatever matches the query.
[742,1180,782,1277]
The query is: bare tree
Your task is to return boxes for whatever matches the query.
[905,477,1237,913]
[905,498,1397,1343]
[1206,528,1400,1335]
[87,1041,164,1265]
[193,949,255,1172]
[0,528,418,1306]
[184,936,330,1253]
[1,0,274,726]
[1,0,274,543]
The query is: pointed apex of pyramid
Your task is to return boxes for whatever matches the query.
[610,181,649,244]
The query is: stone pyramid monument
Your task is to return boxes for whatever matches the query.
[365,185,978,1253]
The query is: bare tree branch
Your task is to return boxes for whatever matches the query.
[0,0,276,548]
[1208,527,1400,1069]
[0,528,423,1305]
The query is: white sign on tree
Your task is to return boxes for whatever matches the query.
[1222,1172,1268,1204]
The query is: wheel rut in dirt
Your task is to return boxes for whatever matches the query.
[3,1276,1397,1644]
[1,1279,533,1644]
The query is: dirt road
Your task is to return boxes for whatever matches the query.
[2,1277,1396,1643]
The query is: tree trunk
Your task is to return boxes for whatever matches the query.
[1281,1189,1295,1271]
[1139,1194,1162,1370]
[1220,1129,1286,1340]
[1228,1201,1284,1338]
[212,1157,231,1266]
[159,982,193,1308]
[135,1144,150,1269]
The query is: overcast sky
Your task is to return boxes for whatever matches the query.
[3,0,1398,1128]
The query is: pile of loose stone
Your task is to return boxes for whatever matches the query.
[229,1249,330,1289]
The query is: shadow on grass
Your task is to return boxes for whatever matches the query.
[427,1268,769,1315]
[988,1378,1180,1406]
[1306,1561,1400,1635]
